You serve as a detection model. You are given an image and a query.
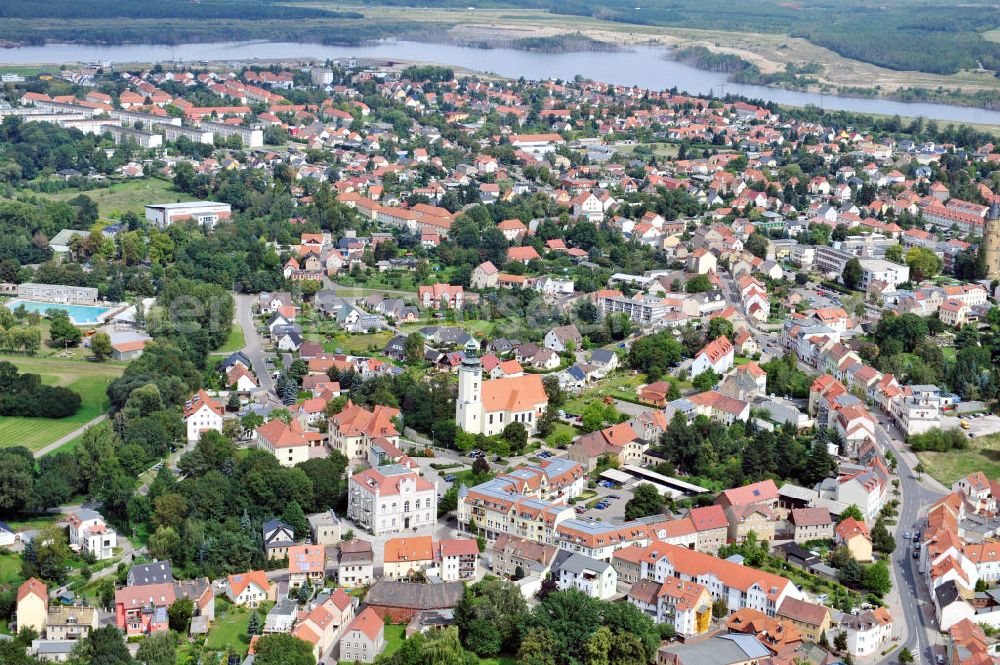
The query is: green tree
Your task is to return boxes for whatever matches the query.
[864,560,892,596]
[745,233,769,259]
[253,634,316,665]
[624,483,666,521]
[839,504,865,523]
[168,597,194,633]
[49,310,82,347]
[834,631,848,653]
[404,332,425,365]
[706,318,734,343]
[692,369,720,392]
[67,625,132,665]
[135,632,176,665]
[872,518,896,554]
[282,500,310,540]
[842,258,863,289]
[899,647,914,664]
[712,598,728,618]
[686,274,712,293]
[804,441,836,485]
[502,422,528,455]
[517,627,559,665]
[906,247,943,282]
[247,610,262,637]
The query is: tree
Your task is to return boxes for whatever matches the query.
[624,483,666,520]
[834,631,848,653]
[899,647,914,664]
[885,244,904,264]
[803,441,836,485]
[253,634,316,665]
[168,597,194,633]
[49,310,82,347]
[864,560,892,596]
[712,597,728,619]
[67,625,132,665]
[872,518,896,554]
[842,258,863,289]
[404,331,425,365]
[906,247,942,282]
[706,317,734,343]
[282,500,310,540]
[247,610,262,638]
[542,375,565,407]
[517,627,559,665]
[838,559,865,588]
[502,422,528,454]
[745,233,769,259]
[839,504,865,523]
[135,632,176,665]
[686,274,712,293]
[298,579,313,603]
[692,369,720,392]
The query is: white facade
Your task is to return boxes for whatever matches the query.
[557,554,617,600]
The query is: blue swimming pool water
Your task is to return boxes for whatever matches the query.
[6,299,112,325]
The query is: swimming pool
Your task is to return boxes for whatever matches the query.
[5,299,113,325]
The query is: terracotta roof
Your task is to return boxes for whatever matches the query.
[384,536,434,563]
[347,606,384,642]
[17,577,47,603]
[481,374,547,414]
[227,570,269,598]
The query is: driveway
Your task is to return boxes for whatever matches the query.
[234,294,275,394]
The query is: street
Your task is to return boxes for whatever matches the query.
[234,293,275,394]
[874,414,947,665]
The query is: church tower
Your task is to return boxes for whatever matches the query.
[984,201,1000,280]
[456,338,483,434]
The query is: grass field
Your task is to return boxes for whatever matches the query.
[0,355,123,453]
[204,599,273,655]
[30,178,196,219]
[213,324,246,355]
[0,551,21,586]
[305,331,394,355]
[916,434,1000,486]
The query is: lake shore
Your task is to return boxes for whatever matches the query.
[6,6,996,111]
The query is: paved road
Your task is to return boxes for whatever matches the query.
[33,414,108,458]
[874,414,946,665]
[234,294,275,394]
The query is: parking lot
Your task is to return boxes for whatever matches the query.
[948,412,1000,439]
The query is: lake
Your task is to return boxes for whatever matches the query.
[3,39,1000,125]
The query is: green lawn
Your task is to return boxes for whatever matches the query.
[544,422,579,448]
[28,178,196,219]
[305,331,394,355]
[0,551,22,585]
[213,324,246,355]
[562,370,645,414]
[0,355,123,453]
[204,599,273,655]
[916,433,1000,486]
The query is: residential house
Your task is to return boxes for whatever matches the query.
[287,545,326,588]
[225,570,273,607]
[329,401,401,462]
[789,508,834,544]
[262,519,296,560]
[184,389,225,442]
[835,517,873,562]
[115,583,174,636]
[340,607,385,663]
[16,578,48,634]
[308,511,342,546]
[555,553,618,600]
[691,336,735,377]
[68,509,117,560]
[337,539,375,587]
[544,324,582,353]
[776,597,831,643]
[841,607,893,657]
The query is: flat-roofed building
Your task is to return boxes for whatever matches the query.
[17,282,98,304]
[145,201,232,229]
